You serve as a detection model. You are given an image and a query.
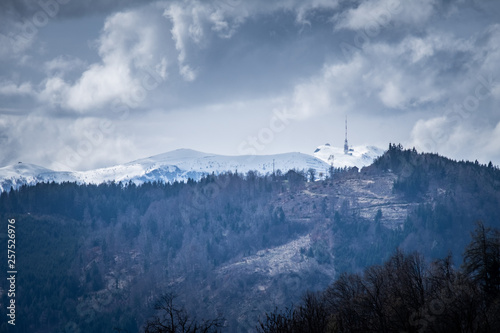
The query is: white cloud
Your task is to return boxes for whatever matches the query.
[281,20,500,127]
[335,0,436,31]
[410,116,455,153]
[293,0,340,25]
[162,0,341,81]
[65,64,135,111]
[44,55,86,76]
[401,24,500,163]
[290,77,332,119]
[477,24,500,77]
[38,76,69,106]
[409,115,500,164]
[285,35,448,117]
[379,81,405,109]
[0,114,137,171]
[403,37,435,63]
[484,122,500,161]
[282,55,364,120]
[36,6,169,112]
[179,64,197,82]
[0,81,33,96]
[2,0,500,169]
[3,0,353,113]
[0,19,37,60]
[164,3,198,81]
[51,117,138,171]
[163,1,247,81]
[209,9,232,37]
[0,115,61,168]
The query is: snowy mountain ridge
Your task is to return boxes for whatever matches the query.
[0,149,325,192]
[313,144,385,169]
[0,146,384,192]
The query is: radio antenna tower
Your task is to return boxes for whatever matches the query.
[344,116,349,155]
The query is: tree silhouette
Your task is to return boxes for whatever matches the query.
[143,293,224,333]
[462,221,500,301]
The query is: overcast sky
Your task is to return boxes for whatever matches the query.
[0,0,499,171]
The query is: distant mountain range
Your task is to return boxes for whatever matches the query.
[0,146,384,191]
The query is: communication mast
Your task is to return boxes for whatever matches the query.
[344,116,349,155]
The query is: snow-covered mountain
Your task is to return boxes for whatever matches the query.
[313,144,385,169]
[0,163,77,192]
[0,149,332,191]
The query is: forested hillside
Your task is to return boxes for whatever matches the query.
[258,222,500,333]
[0,146,499,332]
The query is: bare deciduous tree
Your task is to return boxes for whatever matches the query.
[144,293,224,333]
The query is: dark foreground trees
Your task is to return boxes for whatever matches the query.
[463,221,500,300]
[257,292,329,333]
[143,293,225,333]
[258,222,500,333]
[141,222,500,333]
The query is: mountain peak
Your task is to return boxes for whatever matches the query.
[0,162,52,177]
[313,144,385,169]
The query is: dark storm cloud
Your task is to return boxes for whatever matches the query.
[1,0,500,170]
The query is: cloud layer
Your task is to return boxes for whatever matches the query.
[1,0,499,170]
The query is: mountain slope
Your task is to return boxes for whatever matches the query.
[313,144,384,169]
[0,163,76,192]
[0,149,331,191]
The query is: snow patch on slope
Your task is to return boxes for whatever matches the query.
[217,235,314,277]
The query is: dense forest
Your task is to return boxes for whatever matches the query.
[135,222,500,333]
[0,146,499,332]
[257,221,500,333]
